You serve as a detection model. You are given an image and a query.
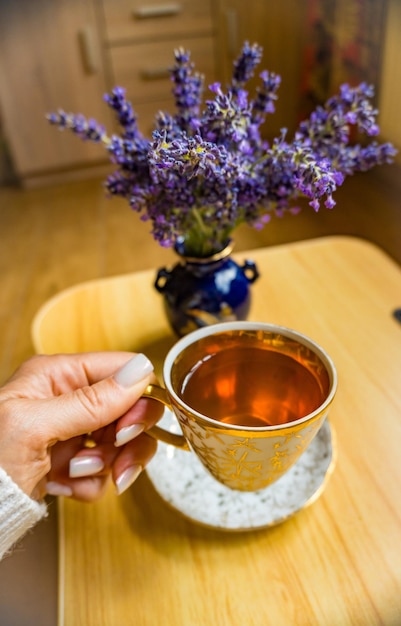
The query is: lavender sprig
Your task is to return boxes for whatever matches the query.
[231,41,263,94]
[250,70,281,124]
[170,47,204,133]
[47,111,107,143]
[103,87,141,140]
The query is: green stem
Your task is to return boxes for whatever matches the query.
[191,207,209,238]
[181,207,231,257]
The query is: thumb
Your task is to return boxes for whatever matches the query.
[41,354,155,442]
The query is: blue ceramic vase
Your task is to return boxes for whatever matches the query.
[154,244,259,336]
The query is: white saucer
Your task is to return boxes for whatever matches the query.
[146,410,336,531]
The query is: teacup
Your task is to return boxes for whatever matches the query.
[144,321,337,491]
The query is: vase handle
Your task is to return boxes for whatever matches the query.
[154,267,171,293]
[241,260,259,284]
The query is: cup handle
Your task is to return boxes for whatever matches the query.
[142,383,189,450]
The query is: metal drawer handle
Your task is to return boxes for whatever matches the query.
[77,26,98,74]
[133,3,182,19]
[140,66,171,80]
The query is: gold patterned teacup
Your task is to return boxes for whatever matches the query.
[144,321,337,492]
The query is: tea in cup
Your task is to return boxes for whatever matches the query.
[145,321,337,491]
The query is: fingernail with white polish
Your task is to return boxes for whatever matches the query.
[69,456,104,478]
[116,465,142,495]
[114,354,153,388]
[46,482,73,497]
[115,423,145,447]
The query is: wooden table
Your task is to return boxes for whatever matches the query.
[31,236,401,626]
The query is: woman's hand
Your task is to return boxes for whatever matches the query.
[0,352,161,502]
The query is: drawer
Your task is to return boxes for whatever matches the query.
[101,0,214,43]
[108,36,217,106]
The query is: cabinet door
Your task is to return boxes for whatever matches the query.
[217,0,307,138]
[0,0,112,181]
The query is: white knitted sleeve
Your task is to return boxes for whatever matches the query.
[0,467,48,560]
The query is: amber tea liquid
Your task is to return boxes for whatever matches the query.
[178,340,328,428]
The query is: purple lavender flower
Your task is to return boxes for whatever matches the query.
[251,70,281,124]
[203,84,252,150]
[47,42,397,257]
[170,47,204,133]
[47,111,106,142]
[103,87,141,140]
[231,41,263,94]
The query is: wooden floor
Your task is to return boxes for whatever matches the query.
[1,163,400,384]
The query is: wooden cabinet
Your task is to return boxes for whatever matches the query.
[0,0,113,187]
[0,0,219,186]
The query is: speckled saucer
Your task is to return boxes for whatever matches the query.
[146,410,336,531]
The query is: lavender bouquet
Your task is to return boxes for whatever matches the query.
[48,42,396,258]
